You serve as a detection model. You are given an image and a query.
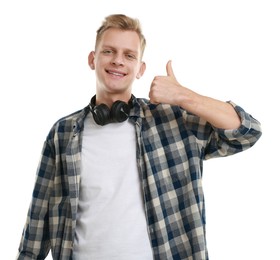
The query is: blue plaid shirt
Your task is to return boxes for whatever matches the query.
[17,97,262,260]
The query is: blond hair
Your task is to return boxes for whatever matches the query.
[95,14,146,58]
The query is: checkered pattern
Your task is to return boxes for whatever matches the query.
[17,97,262,260]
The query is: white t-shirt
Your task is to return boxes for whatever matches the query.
[73,114,153,260]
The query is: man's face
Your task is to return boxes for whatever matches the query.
[90,28,145,96]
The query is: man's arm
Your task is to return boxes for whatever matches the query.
[149,60,241,130]
[16,141,53,260]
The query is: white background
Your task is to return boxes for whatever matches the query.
[1,0,279,259]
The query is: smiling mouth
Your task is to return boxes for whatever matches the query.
[106,70,127,77]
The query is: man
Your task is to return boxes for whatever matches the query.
[17,14,262,259]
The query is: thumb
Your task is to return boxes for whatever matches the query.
[166,60,176,78]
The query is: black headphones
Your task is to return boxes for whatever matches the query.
[89,95,133,126]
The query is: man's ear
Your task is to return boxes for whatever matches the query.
[88,51,95,70]
[136,62,146,79]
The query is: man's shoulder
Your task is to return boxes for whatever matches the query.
[47,106,89,138]
[55,107,86,124]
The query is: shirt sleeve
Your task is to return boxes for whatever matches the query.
[16,140,54,259]
[204,101,262,159]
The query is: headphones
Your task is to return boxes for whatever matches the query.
[89,95,133,126]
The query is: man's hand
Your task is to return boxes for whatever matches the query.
[148,60,241,129]
[149,60,185,105]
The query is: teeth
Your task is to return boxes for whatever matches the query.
[112,72,123,76]
[108,71,124,76]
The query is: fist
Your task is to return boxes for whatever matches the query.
[149,60,183,105]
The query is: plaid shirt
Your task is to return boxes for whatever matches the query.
[17,97,262,260]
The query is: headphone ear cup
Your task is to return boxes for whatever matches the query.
[111,101,130,123]
[92,104,111,126]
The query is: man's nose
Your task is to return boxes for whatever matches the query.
[111,53,124,66]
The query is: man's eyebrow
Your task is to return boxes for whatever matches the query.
[101,45,138,54]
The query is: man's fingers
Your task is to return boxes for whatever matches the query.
[166,60,176,78]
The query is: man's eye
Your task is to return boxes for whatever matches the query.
[126,54,136,59]
[102,50,113,54]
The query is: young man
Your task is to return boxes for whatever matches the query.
[17,14,262,259]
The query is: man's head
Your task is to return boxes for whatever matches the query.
[95,14,146,59]
[88,14,147,102]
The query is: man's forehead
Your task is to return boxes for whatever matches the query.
[98,28,141,50]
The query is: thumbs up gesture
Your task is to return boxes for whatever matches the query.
[149,60,185,106]
[149,60,243,129]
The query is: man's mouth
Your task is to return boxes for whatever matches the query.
[106,70,127,77]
